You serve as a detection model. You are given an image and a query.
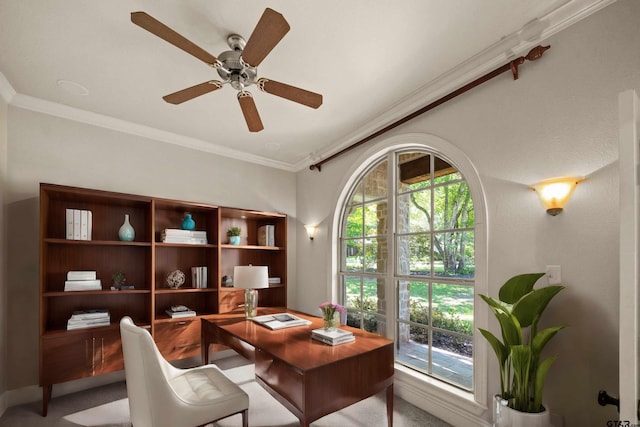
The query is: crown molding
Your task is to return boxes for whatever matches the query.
[7,91,296,172]
[304,0,616,173]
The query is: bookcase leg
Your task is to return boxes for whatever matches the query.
[42,384,52,416]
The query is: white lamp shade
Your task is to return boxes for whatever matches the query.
[233,266,269,289]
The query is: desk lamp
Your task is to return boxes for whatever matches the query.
[233,265,269,318]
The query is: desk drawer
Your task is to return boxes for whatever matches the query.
[155,319,200,360]
[255,348,303,411]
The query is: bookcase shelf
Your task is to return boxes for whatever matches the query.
[39,183,287,416]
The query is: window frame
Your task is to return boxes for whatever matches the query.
[330,134,488,419]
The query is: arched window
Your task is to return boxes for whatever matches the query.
[339,144,480,392]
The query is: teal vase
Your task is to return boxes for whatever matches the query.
[118,214,135,241]
[182,213,195,230]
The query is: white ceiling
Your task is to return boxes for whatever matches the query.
[0,0,613,171]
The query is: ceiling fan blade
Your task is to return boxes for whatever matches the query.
[237,92,264,132]
[241,8,290,67]
[163,81,222,104]
[131,11,219,66]
[258,78,323,109]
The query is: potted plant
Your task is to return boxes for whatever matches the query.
[478,273,565,426]
[227,227,241,245]
[112,271,127,290]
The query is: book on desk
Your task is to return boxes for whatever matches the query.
[311,328,355,345]
[252,313,312,330]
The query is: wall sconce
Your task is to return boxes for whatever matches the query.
[531,176,584,216]
[304,225,318,240]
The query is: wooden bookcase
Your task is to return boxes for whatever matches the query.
[39,183,287,415]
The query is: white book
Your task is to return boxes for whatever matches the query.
[311,328,354,340]
[162,236,208,244]
[72,209,81,240]
[64,279,102,291]
[70,309,109,320]
[67,271,97,281]
[87,210,92,240]
[202,266,207,288]
[165,309,196,318]
[312,334,355,346]
[252,313,312,330]
[162,229,207,237]
[67,319,110,330]
[191,266,206,288]
[268,277,281,284]
[67,316,110,325]
[80,210,88,240]
[257,225,275,246]
[66,209,74,239]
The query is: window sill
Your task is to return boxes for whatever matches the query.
[394,364,489,426]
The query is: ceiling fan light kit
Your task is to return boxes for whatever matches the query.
[131,8,322,132]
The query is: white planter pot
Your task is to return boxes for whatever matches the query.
[494,396,551,427]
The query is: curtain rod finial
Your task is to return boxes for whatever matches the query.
[526,45,550,61]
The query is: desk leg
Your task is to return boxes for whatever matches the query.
[386,383,394,427]
[201,320,210,365]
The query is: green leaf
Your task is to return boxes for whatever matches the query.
[512,286,564,327]
[510,345,532,411]
[479,328,510,397]
[496,311,522,347]
[479,294,509,314]
[479,328,507,364]
[499,273,545,304]
[532,326,565,357]
[533,355,558,412]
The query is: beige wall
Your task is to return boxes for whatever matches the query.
[296,1,638,425]
[4,108,297,391]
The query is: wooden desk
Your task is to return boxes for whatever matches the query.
[201,310,394,427]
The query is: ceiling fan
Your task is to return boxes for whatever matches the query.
[131,8,322,132]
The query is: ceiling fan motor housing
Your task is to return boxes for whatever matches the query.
[216,35,258,90]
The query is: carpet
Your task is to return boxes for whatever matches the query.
[62,360,451,427]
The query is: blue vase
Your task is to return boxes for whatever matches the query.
[230,235,241,245]
[118,214,135,241]
[182,213,195,230]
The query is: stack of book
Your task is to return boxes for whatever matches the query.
[64,271,102,291]
[311,328,355,346]
[161,229,208,244]
[165,305,196,318]
[66,209,92,240]
[257,225,275,246]
[191,266,208,288]
[67,309,110,330]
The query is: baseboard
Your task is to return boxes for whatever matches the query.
[394,371,491,427]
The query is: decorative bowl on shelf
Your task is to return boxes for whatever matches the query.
[166,270,185,289]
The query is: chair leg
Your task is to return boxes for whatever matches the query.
[242,408,248,427]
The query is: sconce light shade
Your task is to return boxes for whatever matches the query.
[531,176,584,216]
[304,225,318,240]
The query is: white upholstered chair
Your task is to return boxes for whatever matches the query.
[119,316,249,427]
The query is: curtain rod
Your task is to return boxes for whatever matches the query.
[309,45,550,172]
